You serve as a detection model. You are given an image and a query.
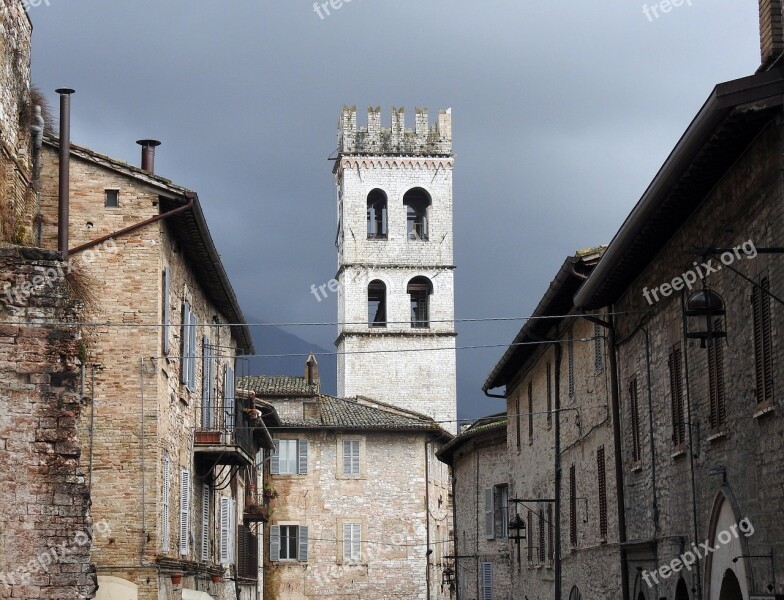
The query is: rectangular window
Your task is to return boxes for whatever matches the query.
[162,268,171,356]
[219,496,236,564]
[538,509,545,563]
[179,469,191,556]
[481,562,493,600]
[546,361,552,427]
[594,322,603,374]
[271,440,308,475]
[105,189,119,208]
[668,345,686,448]
[752,276,774,406]
[270,525,308,561]
[547,503,554,562]
[343,523,362,561]
[485,487,495,539]
[515,395,521,450]
[181,301,197,390]
[162,454,171,552]
[527,381,534,444]
[597,446,608,541]
[707,321,726,432]
[343,440,361,475]
[494,484,509,539]
[569,464,577,546]
[629,378,642,464]
[567,330,575,401]
[200,485,210,562]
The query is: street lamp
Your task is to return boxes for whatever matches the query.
[684,288,726,348]
[508,512,527,549]
[441,566,455,589]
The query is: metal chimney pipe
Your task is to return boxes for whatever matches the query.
[56,88,75,258]
[136,139,161,174]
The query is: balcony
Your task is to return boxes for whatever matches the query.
[194,394,257,468]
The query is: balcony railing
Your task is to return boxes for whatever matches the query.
[194,394,256,467]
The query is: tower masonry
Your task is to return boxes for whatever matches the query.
[334,106,457,434]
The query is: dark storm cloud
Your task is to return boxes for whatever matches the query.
[28,0,759,420]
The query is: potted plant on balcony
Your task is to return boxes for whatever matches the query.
[195,430,222,445]
[244,502,271,523]
[262,483,279,501]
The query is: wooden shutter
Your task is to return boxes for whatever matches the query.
[538,509,545,563]
[179,470,190,556]
[298,525,309,562]
[597,446,607,540]
[594,322,603,374]
[343,523,361,561]
[162,454,170,552]
[220,496,231,564]
[270,441,280,475]
[567,330,575,400]
[200,485,210,562]
[547,503,554,562]
[298,439,309,474]
[527,381,533,444]
[753,277,775,405]
[546,362,552,426]
[481,562,493,600]
[515,396,521,450]
[484,488,494,539]
[569,465,577,546]
[708,322,726,431]
[162,268,171,356]
[181,302,191,384]
[188,313,197,389]
[629,379,642,463]
[269,525,280,562]
[527,512,533,561]
[202,337,213,429]
[668,346,685,447]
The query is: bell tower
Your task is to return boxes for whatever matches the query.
[334,106,457,433]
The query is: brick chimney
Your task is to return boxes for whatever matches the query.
[305,353,320,393]
[760,0,784,68]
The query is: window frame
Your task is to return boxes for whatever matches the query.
[104,188,120,208]
[367,280,387,328]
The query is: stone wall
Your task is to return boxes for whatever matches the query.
[0,247,96,600]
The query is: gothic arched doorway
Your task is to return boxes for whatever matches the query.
[569,586,582,600]
[675,577,690,600]
[718,569,743,600]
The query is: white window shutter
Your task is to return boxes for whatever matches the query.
[230,498,237,564]
[202,337,212,429]
[342,523,352,561]
[343,441,352,475]
[162,268,171,356]
[298,525,309,562]
[298,439,309,474]
[219,497,230,564]
[200,485,210,562]
[269,525,280,562]
[485,488,495,539]
[481,562,493,600]
[179,470,191,556]
[188,313,197,389]
[181,302,190,384]
[162,455,171,552]
[351,443,360,475]
[351,524,361,561]
[270,441,280,475]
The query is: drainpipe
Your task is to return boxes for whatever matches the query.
[553,343,563,600]
[451,466,459,598]
[425,438,431,600]
[55,89,74,258]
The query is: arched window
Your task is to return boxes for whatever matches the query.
[408,276,432,328]
[569,587,582,600]
[367,189,387,239]
[403,188,431,241]
[368,280,387,327]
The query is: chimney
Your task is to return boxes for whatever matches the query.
[305,353,320,392]
[760,0,784,68]
[55,88,75,259]
[136,139,161,174]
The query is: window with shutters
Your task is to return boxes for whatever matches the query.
[200,484,210,562]
[668,345,686,450]
[270,524,308,562]
[527,512,533,562]
[629,378,642,465]
[594,321,603,374]
[528,381,534,445]
[546,361,552,428]
[237,524,258,579]
[752,275,774,406]
[597,446,608,541]
[202,337,215,429]
[219,496,236,565]
[515,395,521,450]
[181,301,197,391]
[270,439,308,475]
[494,484,509,538]
[547,503,554,563]
[569,464,577,547]
[342,440,361,476]
[161,454,171,552]
[708,321,727,433]
[179,470,191,556]
[538,509,545,563]
[485,488,495,539]
[480,562,493,600]
[342,523,362,562]
[162,268,171,356]
[567,329,575,401]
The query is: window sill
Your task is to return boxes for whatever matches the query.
[631,463,642,473]
[671,447,686,459]
[753,403,776,419]
[707,431,727,443]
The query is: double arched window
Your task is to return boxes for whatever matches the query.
[403,188,431,241]
[408,276,432,328]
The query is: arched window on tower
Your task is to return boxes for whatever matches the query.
[367,189,388,239]
[403,188,431,241]
[408,276,432,328]
[368,280,387,327]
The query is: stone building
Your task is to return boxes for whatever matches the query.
[436,415,511,600]
[482,249,622,600]
[0,0,34,243]
[573,22,784,598]
[334,106,457,434]
[242,366,454,600]
[0,247,97,600]
[35,126,273,600]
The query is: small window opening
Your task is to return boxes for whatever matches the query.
[408,276,432,328]
[368,280,387,327]
[367,189,387,239]
[403,188,431,241]
[105,189,119,208]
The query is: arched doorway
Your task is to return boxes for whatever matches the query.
[569,587,582,600]
[718,569,743,600]
[637,593,646,600]
[675,577,690,600]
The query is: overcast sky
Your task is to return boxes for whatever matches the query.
[29,0,759,421]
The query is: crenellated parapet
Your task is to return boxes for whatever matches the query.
[338,106,452,156]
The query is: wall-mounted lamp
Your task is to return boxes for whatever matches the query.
[684,288,726,348]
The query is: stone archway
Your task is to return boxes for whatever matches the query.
[675,577,690,600]
[718,569,743,600]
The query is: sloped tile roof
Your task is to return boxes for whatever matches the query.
[239,375,316,397]
[437,414,507,463]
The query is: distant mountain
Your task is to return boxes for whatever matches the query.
[240,318,337,396]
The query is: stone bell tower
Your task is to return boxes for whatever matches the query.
[334,106,457,433]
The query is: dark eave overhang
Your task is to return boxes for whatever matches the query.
[436,418,507,464]
[574,68,784,310]
[483,252,602,392]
